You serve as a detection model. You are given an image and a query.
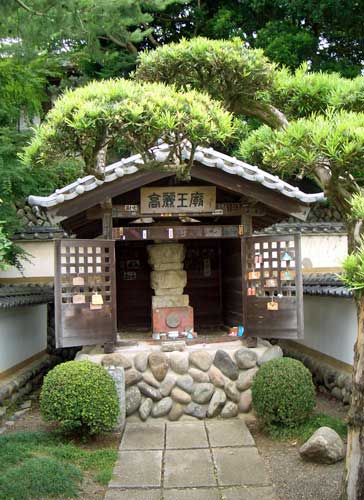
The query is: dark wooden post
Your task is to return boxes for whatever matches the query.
[241,213,257,346]
[102,198,113,239]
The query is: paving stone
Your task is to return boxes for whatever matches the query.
[206,419,255,447]
[164,449,216,488]
[220,486,276,500]
[110,450,162,488]
[163,488,220,500]
[105,489,161,500]
[120,423,165,450]
[166,422,208,449]
[213,447,270,486]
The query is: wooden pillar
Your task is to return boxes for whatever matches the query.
[241,213,253,236]
[241,212,257,347]
[101,198,113,239]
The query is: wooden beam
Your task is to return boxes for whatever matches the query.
[113,225,244,241]
[191,164,310,220]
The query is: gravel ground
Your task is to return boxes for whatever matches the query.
[250,393,348,500]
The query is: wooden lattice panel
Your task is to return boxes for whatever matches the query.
[55,239,116,348]
[242,234,303,339]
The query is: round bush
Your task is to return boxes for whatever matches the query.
[40,361,119,434]
[252,357,316,428]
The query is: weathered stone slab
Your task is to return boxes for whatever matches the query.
[152,295,189,309]
[107,367,125,432]
[148,243,185,264]
[163,489,220,500]
[110,450,162,487]
[166,421,208,449]
[164,449,216,488]
[206,420,255,447]
[105,490,161,500]
[151,270,187,291]
[155,287,183,296]
[219,487,275,500]
[153,262,184,271]
[120,422,165,450]
[213,447,270,486]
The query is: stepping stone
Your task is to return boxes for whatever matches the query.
[166,421,208,449]
[213,447,270,486]
[164,448,216,488]
[105,489,161,500]
[206,419,255,447]
[220,486,276,500]
[109,450,162,488]
[163,488,220,500]
[120,423,165,450]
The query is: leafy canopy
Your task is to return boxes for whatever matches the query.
[135,37,287,128]
[23,78,235,179]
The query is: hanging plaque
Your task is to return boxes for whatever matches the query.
[72,294,85,304]
[267,299,279,311]
[141,186,216,214]
[73,276,84,286]
[248,271,261,280]
[91,292,104,305]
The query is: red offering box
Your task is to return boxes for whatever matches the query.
[152,306,194,333]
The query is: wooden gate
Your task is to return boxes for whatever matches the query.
[55,239,116,348]
[242,234,303,339]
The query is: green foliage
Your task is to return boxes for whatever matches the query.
[40,361,120,435]
[341,238,364,293]
[135,37,283,127]
[0,430,118,498]
[252,357,316,429]
[23,78,235,178]
[267,412,347,442]
[349,194,364,221]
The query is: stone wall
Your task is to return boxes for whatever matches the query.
[79,342,283,421]
[280,341,352,404]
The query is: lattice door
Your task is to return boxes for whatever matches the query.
[242,234,303,339]
[55,239,116,348]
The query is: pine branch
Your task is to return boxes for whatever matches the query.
[14,0,44,16]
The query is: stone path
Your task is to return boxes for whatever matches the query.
[105,419,276,500]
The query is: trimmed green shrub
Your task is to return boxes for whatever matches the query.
[252,357,316,429]
[40,361,119,435]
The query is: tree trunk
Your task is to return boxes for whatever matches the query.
[238,101,289,129]
[341,295,364,500]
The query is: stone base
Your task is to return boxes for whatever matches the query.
[75,339,283,422]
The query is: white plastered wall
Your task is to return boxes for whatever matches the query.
[0,241,55,280]
[0,304,47,374]
[299,296,357,365]
[301,234,348,270]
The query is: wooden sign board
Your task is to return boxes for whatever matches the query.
[140,186,216,214]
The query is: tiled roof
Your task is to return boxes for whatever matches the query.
[263,222,347,235]
[0,284,54,309]
[303,273,352,297]
[12,226,69,241]
[28,142,325,209]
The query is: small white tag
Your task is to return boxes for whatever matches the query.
[142,230,147,240]
[168,228,173,239]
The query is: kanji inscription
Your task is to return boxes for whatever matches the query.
[141,186,216,214]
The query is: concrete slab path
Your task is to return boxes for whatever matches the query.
[105,419,277,500]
